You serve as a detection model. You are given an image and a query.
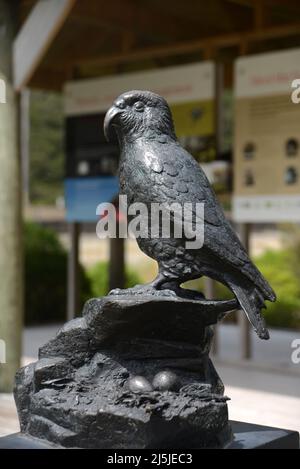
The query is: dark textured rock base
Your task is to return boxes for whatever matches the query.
[0,422,298,449]
[14,290,238,449]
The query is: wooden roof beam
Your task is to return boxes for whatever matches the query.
[254,0,267,30]
[72,0,195,42]
[70,21,300,69]
[13,0,75,91]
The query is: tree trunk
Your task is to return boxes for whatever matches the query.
[0,0,23,392]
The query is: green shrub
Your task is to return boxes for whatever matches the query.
[184,278,233,300]
[24,222,91,324]
[88,261,141,298]
[255,249,300,329]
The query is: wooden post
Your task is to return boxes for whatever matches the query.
[207,61,224,357]
[204,277,218,355]
[215,62,224,157]
[0,1,23,392]
[236,40,251,361]
[20,88,30,207]
[67,222,80,321]
[109,233,125,292]
[238,223,252,360]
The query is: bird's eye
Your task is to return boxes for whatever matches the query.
[115,99,126,109]
[134,101,145,112]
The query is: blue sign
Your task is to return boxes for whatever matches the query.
[64,177,119,222]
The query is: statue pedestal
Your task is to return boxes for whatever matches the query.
[14,290,238,449]
[0,422,298,449]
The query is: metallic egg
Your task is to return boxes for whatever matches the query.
[128,375,153,393]
[152,370,179,392]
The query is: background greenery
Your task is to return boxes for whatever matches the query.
[185,239,300,330]
[255,249,300,328]
[24,222,91,324]
[87,262,141,298]
[30,91,64,205]
[24,223,141,325]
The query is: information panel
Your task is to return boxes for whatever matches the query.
[233,48,300,222]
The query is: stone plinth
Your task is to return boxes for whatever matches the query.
[14,290,238,449]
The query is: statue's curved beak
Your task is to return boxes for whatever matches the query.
[104,106,122,142]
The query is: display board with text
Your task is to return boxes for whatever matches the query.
[233,48,300,222]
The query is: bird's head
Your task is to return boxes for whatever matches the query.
[104,90,176,143]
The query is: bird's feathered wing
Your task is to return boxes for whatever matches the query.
[130,140,276,338]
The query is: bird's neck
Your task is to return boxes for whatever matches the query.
[117,129,176,148]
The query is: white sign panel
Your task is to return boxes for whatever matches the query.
[64,62,214,116]
[235,48,300,99]
[233,48,300,223]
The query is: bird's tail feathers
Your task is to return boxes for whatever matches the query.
[246,263,276,303]
[230,283,270,340]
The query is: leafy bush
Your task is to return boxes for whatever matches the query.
[184,278,233,300]
[24,222,91,324]
[30,91,64,204]
[88,261,141,298]
[255,249,300,329]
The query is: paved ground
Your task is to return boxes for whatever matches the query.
[215,324,300,373]
[1,323,299,438]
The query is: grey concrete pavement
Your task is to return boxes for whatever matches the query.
[214,323,300,374]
